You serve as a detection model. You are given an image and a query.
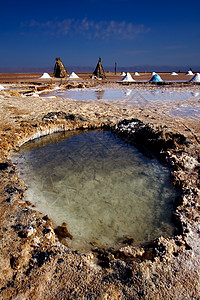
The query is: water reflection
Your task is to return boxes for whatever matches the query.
[124,89,132,96]
[95,90,105,100]
[44,88,199,104]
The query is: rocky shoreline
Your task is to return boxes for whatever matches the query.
[0,84,199,299]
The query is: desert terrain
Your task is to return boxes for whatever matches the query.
[0,73,199,299]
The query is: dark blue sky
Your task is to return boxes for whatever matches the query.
[1,0,200,70]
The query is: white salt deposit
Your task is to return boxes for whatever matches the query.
[68,72,80,79]
[134,72,140,76]
[121,72,135,82]
[185,70,194,75]
[189,73,200,82]
[0,84,5,90]
[171,72,178,75]
[40,73,51,79]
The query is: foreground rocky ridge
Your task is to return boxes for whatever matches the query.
[0,87,199,299]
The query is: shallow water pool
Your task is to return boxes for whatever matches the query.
[12,130,177,251]
[170,105,200,117]
[44,87,199,105]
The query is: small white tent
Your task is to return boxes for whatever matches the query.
[185,70,194,75]
[0,84,5,91]
[170,72,178,75]
[68,72,80,79]
[40,73,51,79]
[120,72,126,76]
[149,74,163,82]
[189,73,200,82]
[121,72,135,82]
[134,72,140,76]
[151,72,156,76]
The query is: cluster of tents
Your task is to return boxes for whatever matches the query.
[39,71,80,80]
[119,71,200,83]
[39,57,104,80]
[33,57,200,83]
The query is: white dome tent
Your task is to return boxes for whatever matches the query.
[170,72,178,75]
[134,72,140,76]
[149,74,163,82]
[189,73,200,82]
[185,70,194,75]
[68,72,80,79]
[40,73,51,79]
[121,72,135,83]
[120,72,126,76]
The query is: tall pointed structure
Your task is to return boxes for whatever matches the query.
[93,57,106,79]
[53,57,68,78]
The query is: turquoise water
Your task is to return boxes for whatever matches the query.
[12,130,177,251]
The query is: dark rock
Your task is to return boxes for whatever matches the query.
[11,223,22,231]
[7,281,14,288]
[42,228,51,235]
[18,230,28,238]
[42,215,50,221]
[5,184,23,196]
[65,114,75,121]
[32,250,55,267]
[57,258,64,264]
[54,223,73,240]
[0,162,10,171]
[121,236,135,246]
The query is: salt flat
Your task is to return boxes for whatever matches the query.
[0,77,199,299]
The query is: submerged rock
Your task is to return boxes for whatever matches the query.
[54,223,73,240]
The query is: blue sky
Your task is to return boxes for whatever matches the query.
[0,0,200,70]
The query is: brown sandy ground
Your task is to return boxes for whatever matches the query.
[0,72,195,83]
[0,79,199,299]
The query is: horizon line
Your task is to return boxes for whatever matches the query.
[0,65,200,74]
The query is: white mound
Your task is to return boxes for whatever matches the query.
[151,72,156,76]
[40,73,51,79]
[121,72,135,82]
[120,72,126,76]
[189,73,200,82]
[149,74,163,82]
[68,72,80,79]
[0,84,5,91]
[171,72,178,75]
[134,72,140,76]
[185,70,194,75]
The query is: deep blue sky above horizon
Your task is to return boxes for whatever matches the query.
[1,0,200,69]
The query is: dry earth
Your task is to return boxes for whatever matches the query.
[0,76,199,299]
